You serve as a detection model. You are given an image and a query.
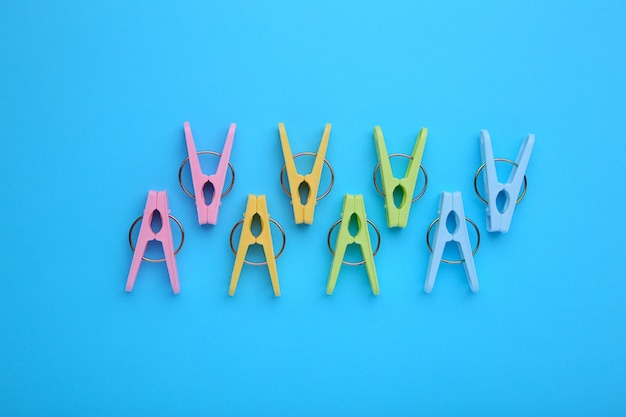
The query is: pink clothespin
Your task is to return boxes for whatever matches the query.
[182,122,236,225]
[126,190,183,294]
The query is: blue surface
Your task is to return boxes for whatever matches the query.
[1,0,625,415]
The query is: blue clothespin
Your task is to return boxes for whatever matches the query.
[476,130,535,233]
[424,192,479,293]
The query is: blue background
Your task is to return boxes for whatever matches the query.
[1,0,625,415]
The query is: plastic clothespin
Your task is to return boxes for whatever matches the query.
[373,126,428,228]
[479,130,534,233]
[126,190,182,294]
[182,122,236,225]
[278,122,332,224]
[424,192,478,293]
[229,195,283,297]
[327,194,380,295]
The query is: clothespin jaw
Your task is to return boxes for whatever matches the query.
[373,126,428,228]
[126,190,181,294]
[326,194,379,295]
[278,123,332,225]
[479,130,534,233]
[229,195,281,297]
[424,192,478,294]
[183,122,236,225]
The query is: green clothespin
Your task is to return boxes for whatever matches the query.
[326,194,380,295]
[373,126,428,228]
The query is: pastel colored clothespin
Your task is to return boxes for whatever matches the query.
[373,126,428,228]
[424,192,478,293]
[229,195,282,297]
[327,194,380,295]
[278,122,332,224]
[182,122,236,225]
[479,130,534,233]
[126,190,182,294]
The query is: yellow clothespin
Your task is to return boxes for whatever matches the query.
[373,126,428,228]
[279,123,334,224]
[229,195,286,296]
[326,194,381,295]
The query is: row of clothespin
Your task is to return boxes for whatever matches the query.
[126,123,535,296]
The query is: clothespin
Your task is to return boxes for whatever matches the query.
[424,192,479,293]
[229,195,285,296]
[126,190,184,294]
[477,130,534,233]
[278,123,333,224]
[180,122,236,225]
[326,194,380,295]
[373,126,428,228]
